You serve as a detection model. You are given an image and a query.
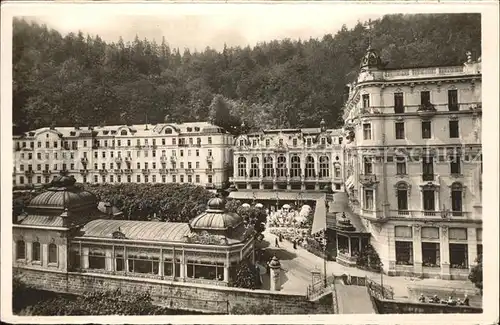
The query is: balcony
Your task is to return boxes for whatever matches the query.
[160,156,168,162]
[159,169,168,175]
[80,169,88,175]
[114,169,123,174]
[170,156,177,162]
[136,145,143,149]
[389,210,470,219]
[359,174,377,185]
[99,169,108,175]
[24,170,34,177]
[422,173,435,182]
[184,168,194,174]
[417,103,437,118]
[124,157,132,162]
[206,156,214,162]
[124,169,133,174]
[169,168,177,174]
[142,169,150,175]
[42,170,51,176]
[115,157,122,163]
[81,157,88,164]
[177,143,188,147]
[205,168,214,174]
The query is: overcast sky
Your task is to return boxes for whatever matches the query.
[26,6,384,51]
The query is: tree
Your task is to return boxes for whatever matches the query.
[468,253,483,295]
[229,259,259,289]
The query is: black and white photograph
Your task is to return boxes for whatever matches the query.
[1,1,498,324]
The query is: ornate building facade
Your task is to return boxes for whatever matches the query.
[342,47,482,280]
[13,176,255,286]
[228,123,344,210]
[13,122,233,190]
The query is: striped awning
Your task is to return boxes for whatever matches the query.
[345,175,355,190]
[227,191,326,201]
[311,198,327,234]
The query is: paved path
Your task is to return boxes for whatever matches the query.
[335,282,376,314]
[263,229,478,299]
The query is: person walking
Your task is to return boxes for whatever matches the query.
[275,238,280,247]
[292,239,297,249]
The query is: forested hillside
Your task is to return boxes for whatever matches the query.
[12,14,480,134]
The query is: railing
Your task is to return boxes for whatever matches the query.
[359,174,377,184]
[365,277,394,300]
[389,210,470,219]
[383,66,465,79]
[422,174,435,181]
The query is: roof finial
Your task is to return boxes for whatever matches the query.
[367,19,372,50]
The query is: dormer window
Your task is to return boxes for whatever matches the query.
[265,139,270,147]
[321,138,326,145]
[121,130,127,136]
[194,127,200,132]
[70,131,76,136]
[279,139,283,146]
[306,138,312,147]
[187,127,192,132]
[165,128,172,134]
[239,139,244,146]
[293,138,298,146]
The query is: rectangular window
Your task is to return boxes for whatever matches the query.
[449,243,468,268]
[364,189,374,210]
[395,241,413,265]
[450,156,461,174]
[208,175,213,183]
[362,94,370,108]
[94,175,98,183]
[109,175,114,183]
[422,242,440,267]
[172,175,176,183]
[208,137,212,144]
[180,162,184,169]
[208,149,212,157]
[395,122,405,139]
[421,121,432,139]
[162,175,166,183]
[364,158,372,174]
[397,189,408,210]
[45,141,49,148]
[448,89,458,111]
[36,176,41,183]
[88,250,106,270]
[152,175,156,182]
[195,175,200,183]
[423,189,435,211]
[396,157,407,175]
[422,156,434,180]
[420,91,430,105]
[127,175,131,183]
[180,150,184,157]
[83,140,87,147]
[363,123,371,140]
[180,175,184,183]
[137,175,141,182]
[188,175,192,183]
[449,120,459,138]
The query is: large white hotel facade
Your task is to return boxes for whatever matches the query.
[13,122,233,190]
[12,48,482,280]
[341,48,482,279]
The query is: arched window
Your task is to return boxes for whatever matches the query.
[120,130,127,136]
[16,240,26,260]
[422,184,437,214]
[48,243,58,264]
[32,242,41,262]
[237,157,247,177]
[277,156,287,177]
[319,156,329,178]
[264,156,273,178]
[291,156,301,178]
[165,128,172,134]
[305,156,315,178]
[250,157,259,178]
[451,182,463,216]
[396,182,409,211]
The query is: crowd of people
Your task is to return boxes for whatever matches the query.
[418,294,470,306]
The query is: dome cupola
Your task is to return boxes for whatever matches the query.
[360,46,382,71]
[189,197,243,234]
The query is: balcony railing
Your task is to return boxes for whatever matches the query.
[422,173,435,181]
[382,66,465,79]
[115,157,123,163]
[169,168,177,173]
[205,168,214,174]
[185,168,194,174]
[99,169,108,175]
[114,169,123,174]
[159,169,168,175]
[206,156,214,162]
[79,169,88,174]
[390,210,470,218]
[160,156,168,162]
[142,169,150,174]
[124,169,133,174]
[81,157,88,164]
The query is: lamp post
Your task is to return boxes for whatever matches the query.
[379,261,384,298]
[322,231,328,287]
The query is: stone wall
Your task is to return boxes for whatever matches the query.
[15,267,331,315]
[374,298,482,314]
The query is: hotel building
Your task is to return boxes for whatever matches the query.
[228,124,344,210]
[13,121,233,190]
[341,48,482,280]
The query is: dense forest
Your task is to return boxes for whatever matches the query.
[13,14,481,134]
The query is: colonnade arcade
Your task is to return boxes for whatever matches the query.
[69,240,254,285]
